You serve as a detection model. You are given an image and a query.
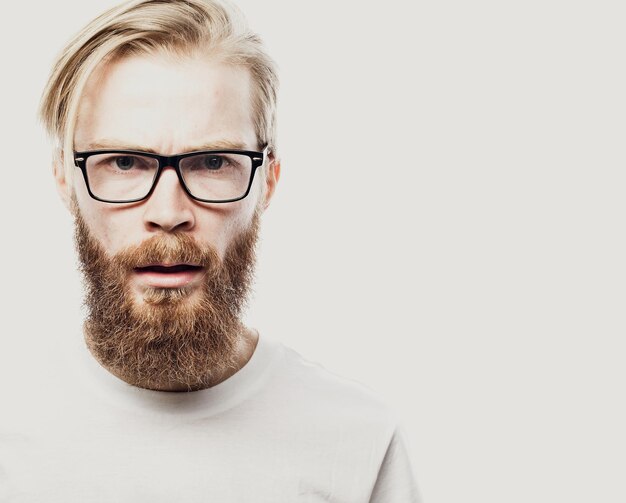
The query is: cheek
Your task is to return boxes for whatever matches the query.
[198,199,257,257]
[72,174,260,257]
[73,183,136,254]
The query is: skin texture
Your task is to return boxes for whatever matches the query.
[54,52,280,390]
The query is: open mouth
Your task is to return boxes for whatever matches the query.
[135,264,203,274]
[133,263,205,288]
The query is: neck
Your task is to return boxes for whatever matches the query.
[85,325,259,392]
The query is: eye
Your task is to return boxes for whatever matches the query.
[114,156,136,170]
[203,155,225,170]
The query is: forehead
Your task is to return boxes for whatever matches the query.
[74,52,257,153]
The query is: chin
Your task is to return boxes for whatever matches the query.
[133,285,201,307]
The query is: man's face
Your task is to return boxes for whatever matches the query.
[65,52,272,303]
[55,52,279,390]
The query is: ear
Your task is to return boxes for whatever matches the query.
[261,151,281,210]
[53,154,73,213]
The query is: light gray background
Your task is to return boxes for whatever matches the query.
[2,1,625,502]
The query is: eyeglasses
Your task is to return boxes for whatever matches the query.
[73,147,267,203]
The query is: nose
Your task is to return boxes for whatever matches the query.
[142,167,195,233]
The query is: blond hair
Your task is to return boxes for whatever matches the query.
[39,0,279,183]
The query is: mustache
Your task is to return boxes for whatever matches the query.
[114,233,221,272]
[71,197,217,278]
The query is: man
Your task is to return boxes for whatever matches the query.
[1,0,420,501]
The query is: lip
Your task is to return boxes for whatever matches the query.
[133,263,205,289]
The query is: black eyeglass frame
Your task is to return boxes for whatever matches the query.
[73,147,267,204]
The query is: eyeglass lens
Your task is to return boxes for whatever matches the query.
[84,152,253,202]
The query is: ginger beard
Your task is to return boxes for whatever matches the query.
[73,205,259,391]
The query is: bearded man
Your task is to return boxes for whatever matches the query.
[1,0,421,501]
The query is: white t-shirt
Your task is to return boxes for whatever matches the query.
[1,334,421,502]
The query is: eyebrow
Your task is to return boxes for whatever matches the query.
[79,138,251,153]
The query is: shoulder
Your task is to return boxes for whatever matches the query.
[265,342,400,441]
